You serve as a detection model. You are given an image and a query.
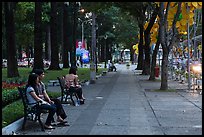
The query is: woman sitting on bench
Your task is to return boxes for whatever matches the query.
[26,73,56,129]
[64,67,85,104]
[32,69,69,126]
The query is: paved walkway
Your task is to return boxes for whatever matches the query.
[10,64,202,135]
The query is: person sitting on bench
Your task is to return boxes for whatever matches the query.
[26,73,56,129]
[109,61,117,72]
[64,67,85,104]
[32,69,69,126]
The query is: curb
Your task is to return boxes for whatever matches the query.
[2,117,24,135]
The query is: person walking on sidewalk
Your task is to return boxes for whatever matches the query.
[32,69,69,126]
[26,73,56,129]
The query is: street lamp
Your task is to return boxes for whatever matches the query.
[78,18,92,49]
[90,12,96,84]
[186,3,191,90]
[104,35,108,68]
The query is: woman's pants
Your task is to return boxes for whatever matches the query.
[70,87,83,99]
[50,98,67,120]
[39,103,56,126]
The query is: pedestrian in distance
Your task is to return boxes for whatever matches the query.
[109,61,117,72]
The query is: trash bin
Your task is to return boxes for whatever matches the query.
[155,66,159,77]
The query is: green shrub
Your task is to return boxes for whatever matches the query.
[2,88,21,108]
[2,100,24,128]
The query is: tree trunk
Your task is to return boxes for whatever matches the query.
[160,50,169,90]
[70,2,78,68]
[136,24,144,70]
[142,31,151,75]
[4,2,19,78]
[62,3,70,68]
[48,2,61,70]
[45,24,51,61]
[149,35,160,80]
[159,2,168,90]
[159,2,181,90]
[142,6,159,75]
[33,2,44,71]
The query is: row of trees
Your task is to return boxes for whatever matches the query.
[2,2,139,77]
[115,2,202,90]
[2,2,202,90]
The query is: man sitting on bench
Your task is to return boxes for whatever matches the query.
[108,61,117,72]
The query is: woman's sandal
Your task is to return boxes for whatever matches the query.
[56,122,70,126]
[44,125,55,129]
[57,119,68,123]
[80,100,84,104]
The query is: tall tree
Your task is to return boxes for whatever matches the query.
[149,30,160,80]
[33,2,44,70]
[142,5,159,75]
[4,2,19,78]
[62,3,71,68]
[48,2,61,70]
[158,2,181,90]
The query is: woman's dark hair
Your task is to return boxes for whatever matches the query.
[26,73,39,95]
[69,67,77,75]
[32,69,44,76]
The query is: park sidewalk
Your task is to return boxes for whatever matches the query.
[2,64,202,135]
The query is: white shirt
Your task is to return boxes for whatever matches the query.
[26,86,38,107]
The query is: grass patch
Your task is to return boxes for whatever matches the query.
[2,67,107,84]
[2,100,24,128]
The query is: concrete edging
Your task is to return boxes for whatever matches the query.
[2,117,24,135]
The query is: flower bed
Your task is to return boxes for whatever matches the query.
[2,81,26,108]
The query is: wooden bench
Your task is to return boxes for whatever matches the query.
[57,77,79,106]
[18,87,45,131]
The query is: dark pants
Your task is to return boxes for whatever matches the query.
[109,66,117,71]
[69,87,83,99]
[50,98,67,120]
[39,103,56,126]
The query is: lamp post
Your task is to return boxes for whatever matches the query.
[187,3,191,91]
[104,35,107,68]
[90,12,96,84]
[78,18,92,48]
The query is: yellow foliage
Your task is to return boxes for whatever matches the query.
[132,44,138,50]
[187,2,192,7]
[192,2,198,8]
[189,18,194,26]
[170,2,176,7]
[176,22,181,28]
[144,22,149,30]
[190,6,195,11]
[198,2,202,6]
[164,2,168,9]
[180,19,187,26]
[135,49,138,55]
[180,25,187,31]
[168,21,173,27]
[167,12,175,20]
[198,45,202,51]
[189,11,194,18]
